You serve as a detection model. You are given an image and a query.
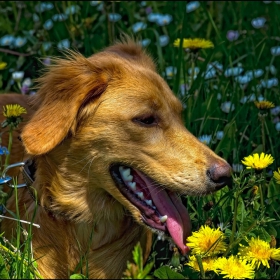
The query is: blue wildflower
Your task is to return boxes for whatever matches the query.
[52,14,68,22]
[132,22,147,33]
[186,1,200,13]
[12,71,24,82]
[211,61,223,71]
[147,13,161,22]
[226,30,239,42]
[221,101,235,113]
[266,65,277,75]
[97,2,104,11]
[42,42,52,52]
[271,46,280,56]
[108,13,122,22]
[204,67,216,80]
[14,37,27,48]
[140,1,147,6]
[65,5,80,15]
[245,69,264,79]
[271,106,280,116]
[140,39,151,47]
[43,19,53,30]
[224,67,243,77]
[0,35,15,46]
[216,131,224,140]
[275,122,280,131]
[158,35,169,47]
[52,14,68,21]
[43,57,51,65]
[57,39,70,50]
[90,1,102,6]
[235,74,252,84]
[198,135,212,145]
[0,146,9,155]
[260,78,278,88]
[251,17,266,28]
[33,13,40,22]
[188,67,200,76]
[156,14,172,26]
[164,66,177,79]
[35,2,54,13]
[180,84,189,96]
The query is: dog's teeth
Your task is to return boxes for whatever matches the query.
[160,215,168,223]
[145,200,153,206]
[120,167,133,181]
[122,168,131,177]
[128,181,136,190]
[157,235,162,240]
[126,175,133,182]
[136,192,144,200]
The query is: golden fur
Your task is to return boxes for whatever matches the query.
[0,38,231,278]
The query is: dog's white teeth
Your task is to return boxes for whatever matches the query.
[122,168,131,177]
[128,181,136,190]
[126,175,133,182]
[145,200,153,206]
[136,192,144,200]
[160,215,168,223]
[119,167,133,181]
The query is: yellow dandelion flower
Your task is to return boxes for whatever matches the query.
[186,225,227,256]
[273,168,280,184]
[186,255,217,272]
[254,100,275,110]
[241,152,274,171]
[3,104,27,118]
[238,237,280,269]
[214,255,255,279]
[173,38,214,50]
[0,62,7,70]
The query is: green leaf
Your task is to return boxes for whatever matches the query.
[154,266,185,279]
[132,242,143,270]
[0,254,9,279]
[69,273,87,279]
[236,198,246,223]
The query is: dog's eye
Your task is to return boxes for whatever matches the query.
[134,115,157,126]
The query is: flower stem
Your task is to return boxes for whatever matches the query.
[225,190,240,256]
[260,116,266,153]
[190,54,195,89]
[195,255,205,279]
[4,126,13,168]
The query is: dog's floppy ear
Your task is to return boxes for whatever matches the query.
[21,51,112,155]
[105,35,157,71]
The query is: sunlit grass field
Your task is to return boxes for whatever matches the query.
[0,1,280,279]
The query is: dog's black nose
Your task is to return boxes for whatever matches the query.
[207,162,232,189]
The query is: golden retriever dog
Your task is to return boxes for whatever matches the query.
[0,37,231,279]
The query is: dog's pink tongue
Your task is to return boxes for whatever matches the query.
[135,171,190,255]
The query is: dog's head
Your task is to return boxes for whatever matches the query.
[21,37,231,255]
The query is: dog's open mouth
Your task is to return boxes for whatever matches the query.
[110,164,191,255]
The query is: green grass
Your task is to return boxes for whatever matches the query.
[0,1,280,279]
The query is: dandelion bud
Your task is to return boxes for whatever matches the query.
[248,175,256,186]
[204,217,212,226]
[270,235,276,248]
[170,247,181,267]
[203,201,214,211]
